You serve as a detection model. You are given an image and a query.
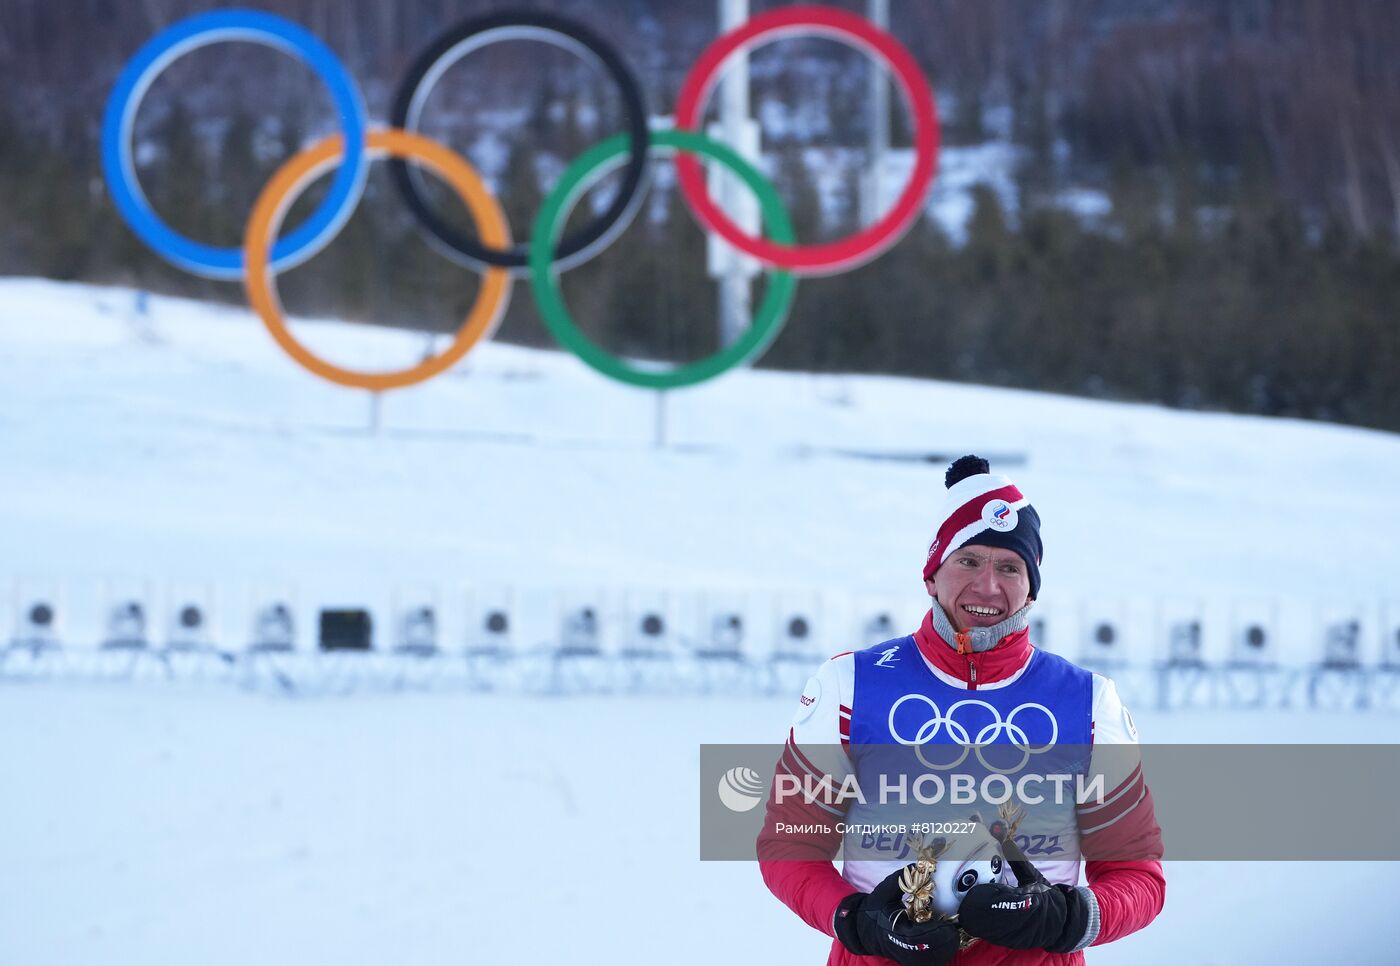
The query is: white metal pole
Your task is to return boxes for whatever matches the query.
[862,0,890,227]
[717,0,751,348]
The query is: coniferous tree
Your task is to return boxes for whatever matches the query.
[200,110,264,259]
[767,144,830,371]
[492,138,550,347]
[152,97,211,252]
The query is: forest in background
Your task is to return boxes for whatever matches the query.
[1,0,1398,431]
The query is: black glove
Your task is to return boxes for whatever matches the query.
[833,865,960,965]
[957,837,1098,953]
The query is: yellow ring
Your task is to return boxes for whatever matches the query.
[243,128,511,391]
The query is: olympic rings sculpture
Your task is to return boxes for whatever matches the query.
[101,6,940,391]
[887,694,1059,775]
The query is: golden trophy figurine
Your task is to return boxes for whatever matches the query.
[897,834,949,924]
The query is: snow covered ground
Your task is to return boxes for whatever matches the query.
[2,687,1396,966]
[2,278,1399,964]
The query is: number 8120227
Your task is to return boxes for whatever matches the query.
[909,822,979,835]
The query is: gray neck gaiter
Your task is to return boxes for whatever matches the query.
[929,599,1032,653]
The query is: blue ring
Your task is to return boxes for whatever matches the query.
[101,9,368,280]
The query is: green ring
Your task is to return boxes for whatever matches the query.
[528,129,797,389]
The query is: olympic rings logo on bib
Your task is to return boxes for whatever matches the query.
[887,694,1059,774]
[102,7,940,391]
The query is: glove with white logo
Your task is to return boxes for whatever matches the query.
[956,837,1099,953]
[833,865,960,965]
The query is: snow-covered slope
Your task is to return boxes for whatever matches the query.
[2,278,1398,663]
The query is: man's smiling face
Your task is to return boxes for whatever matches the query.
[925,545,1032,630]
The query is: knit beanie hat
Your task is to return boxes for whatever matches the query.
[922,455,1043,599]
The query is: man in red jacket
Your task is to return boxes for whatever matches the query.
[757,455,1164,964]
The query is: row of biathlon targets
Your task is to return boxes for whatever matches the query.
[6,580,1400,669]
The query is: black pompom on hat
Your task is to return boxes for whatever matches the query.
[945,454,991,489]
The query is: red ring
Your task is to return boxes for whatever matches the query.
[674,5,939,275]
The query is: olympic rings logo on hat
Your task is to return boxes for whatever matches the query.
[982,499,1019,532]
[102,6,940,392]
[887,694,1059,774]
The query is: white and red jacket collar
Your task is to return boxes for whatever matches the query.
[912,607,1034,690]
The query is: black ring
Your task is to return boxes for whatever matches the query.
[389,11,650,272]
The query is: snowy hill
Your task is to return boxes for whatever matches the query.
[2,278,1398,662]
